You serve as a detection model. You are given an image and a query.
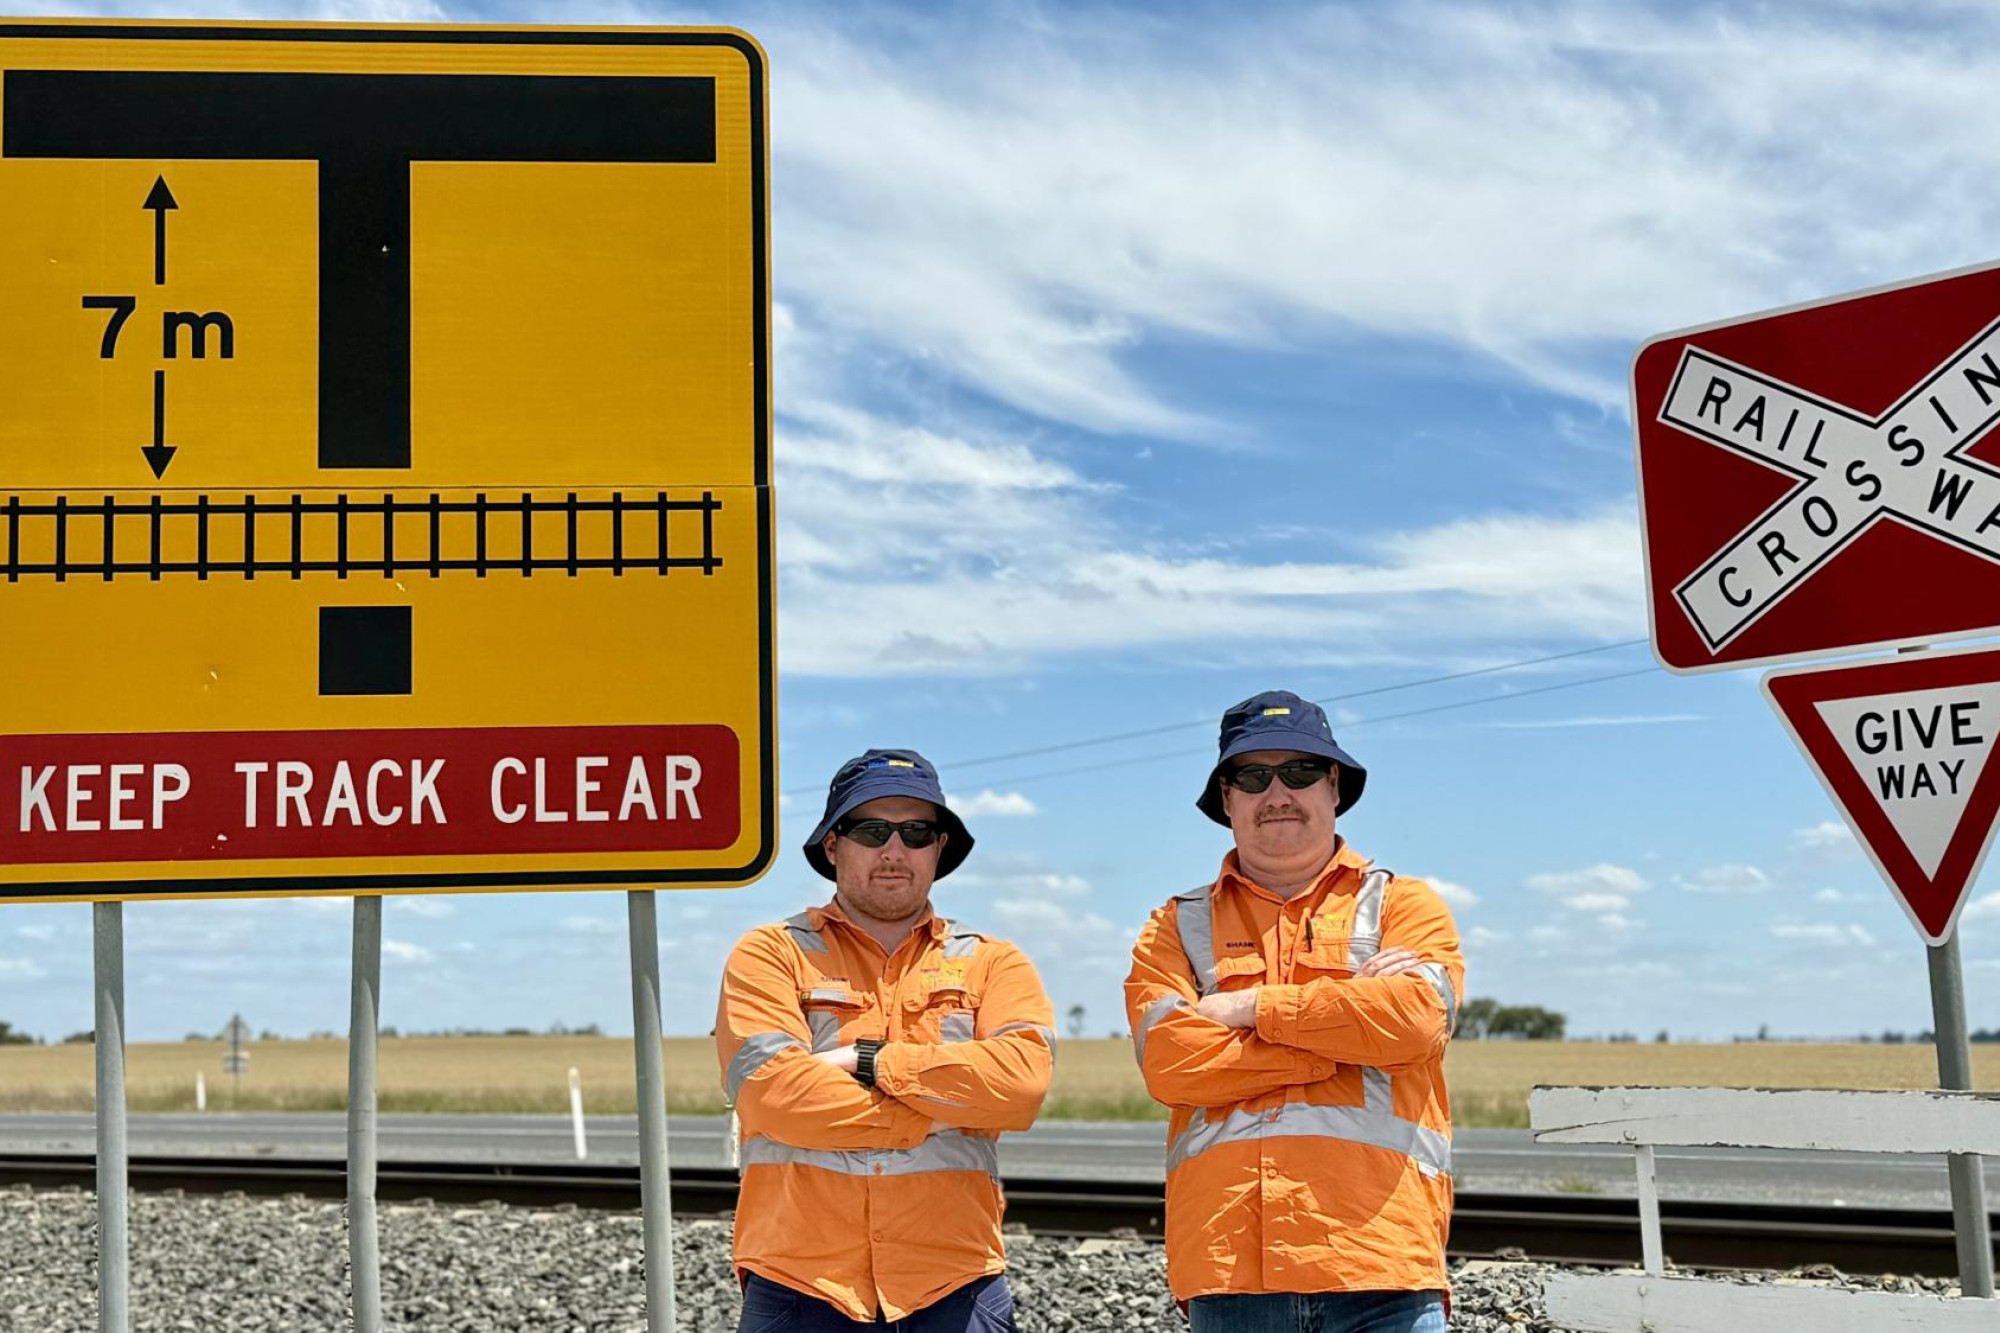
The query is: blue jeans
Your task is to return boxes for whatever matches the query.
[738,1273,1016,1332]
[1188,1289,1447,1333]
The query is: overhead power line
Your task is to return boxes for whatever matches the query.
[941,638,1650,772]
[781,638,1654,796]
[971,665,1661,790]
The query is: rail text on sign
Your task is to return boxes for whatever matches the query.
[1660,323,2000,650]
[1,726,740,865]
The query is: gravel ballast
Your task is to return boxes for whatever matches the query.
[0,1186,1965,1331]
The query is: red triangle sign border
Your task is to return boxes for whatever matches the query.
[1762,642,2000,945]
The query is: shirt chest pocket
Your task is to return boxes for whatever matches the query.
[902,980,980,1043]
[1212,953,1266,992]
[799,985,868,1052]
[1297,907,1371,976]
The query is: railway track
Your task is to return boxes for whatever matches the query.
[3,1153,1992,1278]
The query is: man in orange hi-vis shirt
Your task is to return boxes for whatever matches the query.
[717,749,1055,1331]
[1125,690,1463,1333]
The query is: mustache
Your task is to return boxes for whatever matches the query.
[1255,805,1305,824]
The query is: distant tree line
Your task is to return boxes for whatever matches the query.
[178,1020,608,1041]
[1458,997,1566,1040]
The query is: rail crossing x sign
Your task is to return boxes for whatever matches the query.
[1634,262,2000,673]
[1764,645,2000,944]
[0,21,774,901]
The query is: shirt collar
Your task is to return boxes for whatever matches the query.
[1217,837,1372,902]
[807,899,945,943]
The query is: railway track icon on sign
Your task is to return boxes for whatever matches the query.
[1,492,723,582]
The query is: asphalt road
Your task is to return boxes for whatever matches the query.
[4,1112,1996,1208]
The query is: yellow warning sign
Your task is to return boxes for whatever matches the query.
[0,20,774,901]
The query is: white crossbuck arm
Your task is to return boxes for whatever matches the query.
[1530,1085,2000,1154]
[1659,325,2000,650]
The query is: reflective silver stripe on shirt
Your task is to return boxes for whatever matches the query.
[725,1032,803,1102]
[1134,994,1189,1065]
[739,1127,1000,1178]
[1165,1096,1452,1179]
[1345,869,1390,970]
[803,986,850,1004]
[785,912,829,954]
[806,1009,845,1053]
[1173,883,1219,996]
[940,1012,976,1043]
[1416,961,1458,1036]
[991,1021,1055,1044]
[942,924,982,959]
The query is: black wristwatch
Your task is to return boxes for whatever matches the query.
[852,1038,884,1089]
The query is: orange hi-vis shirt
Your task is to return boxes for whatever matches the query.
[716,901,1056,1322]
[1124,841,1464,1301]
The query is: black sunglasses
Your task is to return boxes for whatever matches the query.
[1223,759,1333,794]
[835,817,944,849]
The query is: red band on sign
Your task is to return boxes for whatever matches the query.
[0,725,740,865]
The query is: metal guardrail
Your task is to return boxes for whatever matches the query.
[3,1153,1996,1275]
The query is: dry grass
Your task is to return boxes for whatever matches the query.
[4,1037,1994,1125]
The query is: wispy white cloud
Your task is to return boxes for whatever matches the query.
[1528,864,1647,899]
[1963,893,2000,922]
[1773,922,1876,949]
[381,939,433,964]
[1680,864,1773,895]
[1483,713,1704,730]
[948,790,1039,818]
[765,1,2000,430]
[1793,821,1859,855]
[390,898,456,919]
[1428,877,1480,911]
[0,958,47,980]
[1563,892,1633,914]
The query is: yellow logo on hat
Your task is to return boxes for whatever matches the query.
[887,759,916,768]
[1262,707,1292,716]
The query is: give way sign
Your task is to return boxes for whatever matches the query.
[1635,262,2000,673]
[1764,643,2000,944]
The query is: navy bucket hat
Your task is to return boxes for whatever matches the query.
[1196,690,1367,826]
[803,748,975,881]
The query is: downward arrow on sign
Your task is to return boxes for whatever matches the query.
[143,369,176,479]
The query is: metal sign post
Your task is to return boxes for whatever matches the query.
[348,895,384,1333]
[92,900,128,1333]
[628,889,677,1332]
[1928,935,1996,1296]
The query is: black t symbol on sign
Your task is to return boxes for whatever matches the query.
[4,71,717,469]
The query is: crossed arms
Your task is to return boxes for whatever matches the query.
[1124,881,1464,1110]
[716,928,1056,1150]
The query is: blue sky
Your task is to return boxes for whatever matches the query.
[6,0,2000,1049]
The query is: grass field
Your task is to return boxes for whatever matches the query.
[5,1036,1997,1126]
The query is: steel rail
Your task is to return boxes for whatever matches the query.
[2,1154,1993,1277]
